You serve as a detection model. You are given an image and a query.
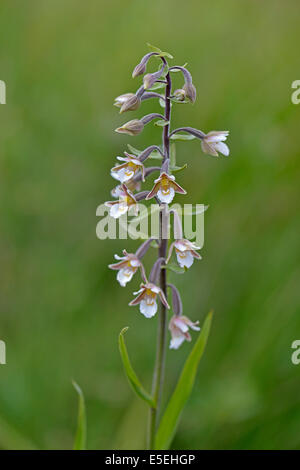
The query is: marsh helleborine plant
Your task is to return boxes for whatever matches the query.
[105,46,230,449]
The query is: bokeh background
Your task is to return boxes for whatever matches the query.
[0,0,300,450]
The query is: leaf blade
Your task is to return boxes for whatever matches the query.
[155,311,213,450]
[119,327,156,408]
[170,134,196,141]
[72,380,87,450]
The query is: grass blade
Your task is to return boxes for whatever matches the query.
[119,327,156,408]
[72,380,87,450]
[155,311,213,450]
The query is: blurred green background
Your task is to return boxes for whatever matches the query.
[0,0,300,450]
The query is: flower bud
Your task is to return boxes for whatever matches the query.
[114,93,141,113]
[114,93,135,108]
[173,89,186,101]
[132,62,147,78]
[183,82,196,103]
[120,95,141,113]
[143,73,157,90]
[115,119,144,136]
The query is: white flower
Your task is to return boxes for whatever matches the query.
[167,239,201,269]
[129,282,170,318]
[169,315,200,349]
[109,250,141,287]
[111,153,145,183]
[146,172,186,204]
[201,131,229,157]
[105,184,138,219]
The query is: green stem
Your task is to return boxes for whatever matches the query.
[147,70,171,449]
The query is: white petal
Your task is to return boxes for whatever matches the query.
[176,250,194,268]
[215,142,229,156]
[113,168,135,183]
[140,298,157,318]
[157,187,175,204]
[206,132,229,143]
[170,334,185,349]
[174,240,188,252]
[173,318,189,333]
[114,254,124,260]
[189,324,200,331]
[110,202,128,219]
[117,268,134,286]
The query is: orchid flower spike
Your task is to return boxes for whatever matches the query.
[201,131,230,157]
[146,172,186,204]
[169,315,200,349]
[167,239,201,269]
[105,184,138,219]
[111,153,145,183]
[109,250,142,287]
[129,282,170,318]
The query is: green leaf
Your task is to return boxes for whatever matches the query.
[162,262,186,274]
[170,163,188,174]
[147,43,173,59]
[148,83,166,92]
[170,143,176,168]
[155,311,213,450]
[72,380,87,450]
[127,144,162,160]
[154,120,169,127]
[119,328,156,408]
[170,134,196,141]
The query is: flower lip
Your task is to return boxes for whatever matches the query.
[146,172,186,204]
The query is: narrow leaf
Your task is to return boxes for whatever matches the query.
[148,82,166,92]
[72,380,87,450]
[147,43,173,59]
[170,143,176,168]
[170,163,187,174]
[119,328,156,408]
[170,134,196,141]
[127,144,162,159]
[155,311,213,450]
[154,120,169,127]
[162,262,186,274]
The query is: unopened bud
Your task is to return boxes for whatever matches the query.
[183,82,196,103]
[120,94,141,113]
[132,62,147,78]
[114,93,135,108]
[143,73,156,90]
[115,119,144,136]
[174,89,186,101]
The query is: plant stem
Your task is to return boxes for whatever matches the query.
[147,70,171,449]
